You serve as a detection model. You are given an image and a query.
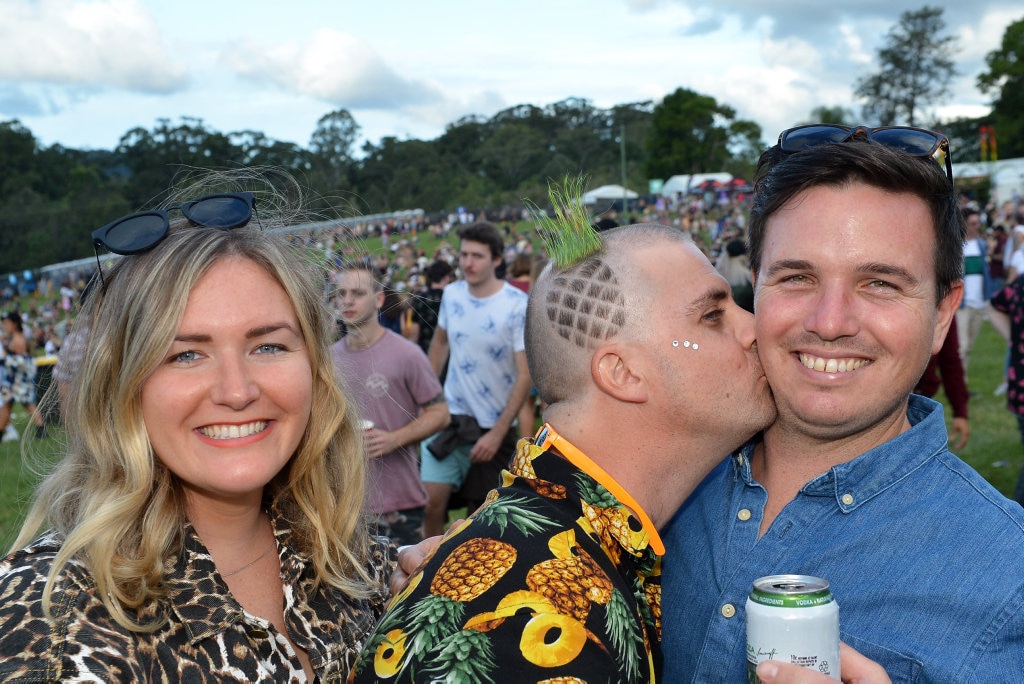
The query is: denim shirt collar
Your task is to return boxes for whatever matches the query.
[734,394,948,512]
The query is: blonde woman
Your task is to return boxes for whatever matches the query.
[0,172,393,681]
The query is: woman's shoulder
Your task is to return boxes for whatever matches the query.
[0,532,97,606]
[0,534,138,681]
[2,532,64,581]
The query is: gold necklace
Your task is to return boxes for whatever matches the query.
[221,542,277,578]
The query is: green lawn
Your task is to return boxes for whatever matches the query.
[4,224,1022,549]
[0,416,62,551]
[2,322,1021,549]
[951,321,1023,496]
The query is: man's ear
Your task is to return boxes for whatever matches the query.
[592,343,648,404]
[932,280,964,355]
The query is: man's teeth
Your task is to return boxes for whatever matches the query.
[198,421,268,439]
[799,354,869,373]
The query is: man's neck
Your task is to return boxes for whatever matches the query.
[753,408,912,534]
[548,408,721,532]
[345,321,385,350]
[467,277,503,299]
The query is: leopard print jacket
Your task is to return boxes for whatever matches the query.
[0,513,394,682]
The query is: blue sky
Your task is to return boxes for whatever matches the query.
[1,0,1020,153]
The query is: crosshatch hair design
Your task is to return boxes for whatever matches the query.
[546,258,626,350]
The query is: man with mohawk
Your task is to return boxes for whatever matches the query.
[350,181,835,682]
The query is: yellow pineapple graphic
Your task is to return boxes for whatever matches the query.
[510,439,543,478]
[579,500,648,567]
[396,537,517,680]
[429,537,517,603]
[463,589,592,670]
[526,529,613,621]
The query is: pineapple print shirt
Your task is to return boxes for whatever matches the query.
[0,510,394,682]
[352,423,665,683]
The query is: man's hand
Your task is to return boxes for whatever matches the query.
[754,643,889,684]
[390,535,442,596]
[469,428,503,463]
[948,416,969,451]
[364,428,397,459]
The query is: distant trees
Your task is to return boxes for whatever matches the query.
[308,109,360,194]
[803,106,856,126]
[0,98,664,271]
[977,16,1024,159]
[644,88,762,182]
[7,3,1023,276]
[854,6,958,126]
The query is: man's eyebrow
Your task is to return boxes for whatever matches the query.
[764,259,920,285]
[763,259,813,279]
[856,261,921,285]
[685,286,730,315]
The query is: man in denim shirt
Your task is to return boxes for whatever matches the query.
[662,130,1024,682]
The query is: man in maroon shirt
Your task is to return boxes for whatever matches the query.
[915,324,969,449]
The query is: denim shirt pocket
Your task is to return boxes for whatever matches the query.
[842,632,924,683]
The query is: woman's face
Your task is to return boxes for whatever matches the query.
[140,256,313,511]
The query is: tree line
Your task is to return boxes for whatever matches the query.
[1,6,1021,274]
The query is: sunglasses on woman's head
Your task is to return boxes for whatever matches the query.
[91,192,256,285]
[776,124,953,187]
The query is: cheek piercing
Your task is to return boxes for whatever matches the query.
[672,340,699,350]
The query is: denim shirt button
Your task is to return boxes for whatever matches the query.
[721,603,736,618]
[737,509,752,521]
[841,493,855,506]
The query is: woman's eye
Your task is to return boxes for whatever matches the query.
[256,343,286,355]
[171,350,199,364]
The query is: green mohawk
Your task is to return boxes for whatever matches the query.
[526,175,603,270]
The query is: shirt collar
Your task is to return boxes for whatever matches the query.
[164,510,302,644]
[534,423,665,555]
[733,395,948,512]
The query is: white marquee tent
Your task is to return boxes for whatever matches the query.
[660,172,734,198]
[582,184,639,204]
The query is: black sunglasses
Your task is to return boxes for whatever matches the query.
[777,124,953,187]
[91,192,256,285]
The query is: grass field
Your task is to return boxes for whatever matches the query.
[2,223,1022,549]
[0,321,1020,550]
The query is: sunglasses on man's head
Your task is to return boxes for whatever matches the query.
[91,192,256,285]
[777,124,953,187]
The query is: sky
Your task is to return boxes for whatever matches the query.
[1,0,1021,155]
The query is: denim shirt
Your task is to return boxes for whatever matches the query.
[661,395,1024,682]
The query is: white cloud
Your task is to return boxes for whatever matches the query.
[0,0,187,92]
[223,29,447,110]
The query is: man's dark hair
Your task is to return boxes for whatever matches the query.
[748,141,965,303]
[962,206,981,221]
[425,260,453,285]
[457,221,504,259]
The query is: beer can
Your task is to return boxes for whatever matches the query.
[745,574,839,682]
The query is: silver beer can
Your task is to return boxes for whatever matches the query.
[745,574,840,682]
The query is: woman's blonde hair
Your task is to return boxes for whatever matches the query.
[17,169,374,631]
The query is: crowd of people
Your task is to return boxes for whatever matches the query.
[0,126,1023,681]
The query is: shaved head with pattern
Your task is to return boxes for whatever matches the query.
[526,223,692,405]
